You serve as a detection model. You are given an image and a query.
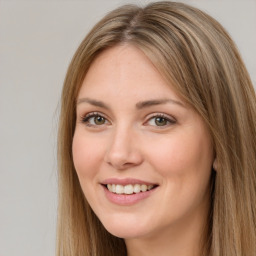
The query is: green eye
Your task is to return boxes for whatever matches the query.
[154,117,168,126]
[82,113,108,126]
[147,114,175,127]
[94,116,106,125]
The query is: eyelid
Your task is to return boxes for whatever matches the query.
[144,113,176,126]
[79,111,176,128]
[80,111,110,126]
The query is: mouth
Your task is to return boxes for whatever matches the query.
[101,178,159,205]
[103,183,158,195]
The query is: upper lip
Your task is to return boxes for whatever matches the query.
[101,178,158,186]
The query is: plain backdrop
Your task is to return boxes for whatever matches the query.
[0,1,255,256]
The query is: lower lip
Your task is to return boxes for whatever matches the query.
[103,185,157,206]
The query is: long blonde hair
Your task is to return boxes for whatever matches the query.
[57,2,256,255]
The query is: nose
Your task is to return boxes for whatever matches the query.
[104,126,143,170]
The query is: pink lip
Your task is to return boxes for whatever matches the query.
[101,178,156,186]
[102,186,157,206]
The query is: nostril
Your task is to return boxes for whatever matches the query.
[105,152,143,170]
[104,135,143,169]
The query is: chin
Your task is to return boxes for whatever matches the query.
[99,214,151,239]
[105,226,148,239]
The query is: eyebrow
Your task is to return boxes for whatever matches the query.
[135,98,184,109]
[77,98,110,109]
[76,97,185,109]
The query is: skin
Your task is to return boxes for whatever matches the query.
[72,44,214,256]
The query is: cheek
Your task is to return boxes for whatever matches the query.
[72,131,105,179]
[143,128,213,220]
[144,127,213,178]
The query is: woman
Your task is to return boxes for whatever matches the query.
[57,2,256,255]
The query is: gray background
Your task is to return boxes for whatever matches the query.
[0,1,255,256]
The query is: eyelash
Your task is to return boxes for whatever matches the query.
[80,112,109,127]
[80,112,176,128]
[146,113,176,127]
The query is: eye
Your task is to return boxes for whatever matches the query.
[81,112,109,127]
[146,114,176,127]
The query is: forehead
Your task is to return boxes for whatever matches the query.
[79,44,181,103]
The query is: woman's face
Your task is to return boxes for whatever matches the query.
[72,45,214,240]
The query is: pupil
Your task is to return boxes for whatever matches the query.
[156,117,166,126]
[95,116,105,125]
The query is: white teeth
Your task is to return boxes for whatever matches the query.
[141,184,147,192]
[124,185,133,194]
[134,184,141,193]
[106,184,155,194]
[115,184,124,194]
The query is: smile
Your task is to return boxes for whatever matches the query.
[101,178,159,205]
[106,184,155,195]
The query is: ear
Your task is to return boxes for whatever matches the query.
[213,159,218,171]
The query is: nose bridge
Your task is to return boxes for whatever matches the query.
[105,122,142,169]
[111,123,131,150]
